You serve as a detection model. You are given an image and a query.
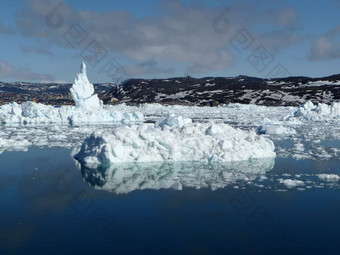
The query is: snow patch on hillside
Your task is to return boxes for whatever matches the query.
[306,80,340,86]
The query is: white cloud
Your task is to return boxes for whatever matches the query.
[20,45,53,55]
[13,0,300,75]
[0,60,54,81]
[122,60,174,77]
[309,25,340,60]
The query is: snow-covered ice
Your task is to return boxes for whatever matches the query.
[258,124,296,135]
[1,63,340,193]
[0,101,143,125]
[70,62,102,110]
[1,101,340,161]
[279,179,304,188]
[74,116,276,165]
[1,72,340,169]
[0,63,143,125]
[0,99,339,192]
[289,101,340,121]
[317,174,340,182]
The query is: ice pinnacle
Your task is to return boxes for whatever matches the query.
[70,62,103,110]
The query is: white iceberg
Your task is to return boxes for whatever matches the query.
[289,101,340,121]
[70,62,102,110]
[74,116,276,165]
[0,63,143,125]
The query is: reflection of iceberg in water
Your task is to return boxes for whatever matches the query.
[79,158,275,194]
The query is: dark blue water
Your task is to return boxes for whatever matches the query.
[0,148,339,255]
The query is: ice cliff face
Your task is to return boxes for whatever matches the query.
[70,62,103,110]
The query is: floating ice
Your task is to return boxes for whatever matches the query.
[0,63,143,124]
[74,116,276,165]
[290,101,340,121]
[70,62,102,110]
[258,125,296,135]
[0,136,30,154]
[0,100,143,125]
[279,179,304,188]
[317,174,340,182]
[155,114,192,128]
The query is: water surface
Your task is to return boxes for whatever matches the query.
[0,147,339,254]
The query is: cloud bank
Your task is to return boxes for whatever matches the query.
[0,60,54,81]
[309,25,340,61]
[13,0,301,76]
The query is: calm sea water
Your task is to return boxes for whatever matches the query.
[0,147,339,254]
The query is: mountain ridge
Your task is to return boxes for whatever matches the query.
[103,73,340,106]
[1,73,340,106]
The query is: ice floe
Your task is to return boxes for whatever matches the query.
[74,116,276,165]
[1,100,339,161]
[317,174,340,182]
[279,179,305,188]
[258,124,296,135]
[289,101,340,121]
[0,101,143,125]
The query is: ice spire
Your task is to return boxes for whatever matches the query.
[70,62,103,110]
[80,62,86,74]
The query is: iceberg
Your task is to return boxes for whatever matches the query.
[74,116,276,165]
[0,63,143,125]
[70,62,102,110]
[289,101,340,121]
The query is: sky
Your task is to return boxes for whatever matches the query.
[0,0,339,83]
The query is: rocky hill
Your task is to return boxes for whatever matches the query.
[0,82,112,94]
[101,74,340,106]
[1,74,340,106]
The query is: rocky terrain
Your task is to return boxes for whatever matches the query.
[0,81,112,94]
[101,74,340,106]
[1,73,340,106]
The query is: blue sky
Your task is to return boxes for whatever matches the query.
[0,0,339,83]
